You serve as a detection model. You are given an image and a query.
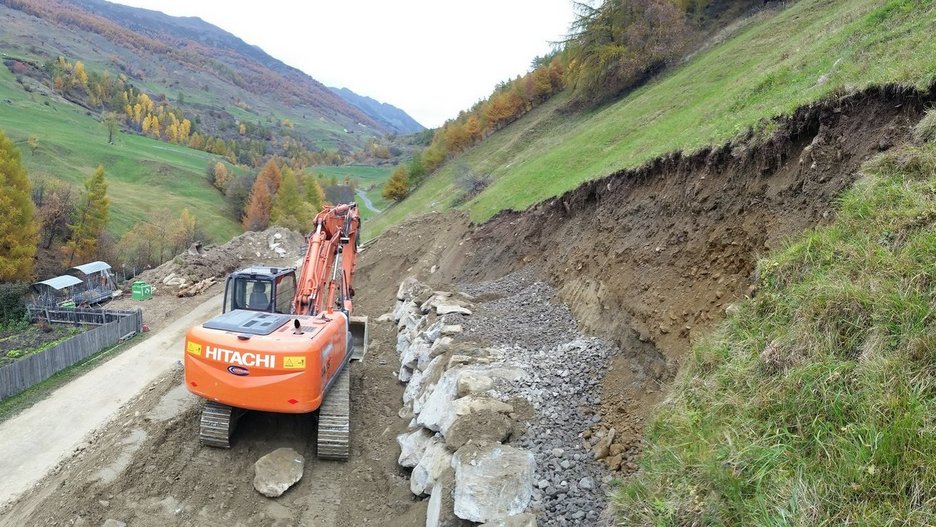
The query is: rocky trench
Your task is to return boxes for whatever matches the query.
[386,270,636,527]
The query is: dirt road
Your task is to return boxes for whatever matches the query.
[0,292,223,508]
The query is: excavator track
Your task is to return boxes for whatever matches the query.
[316,365,351,460]
[199,400,245,448]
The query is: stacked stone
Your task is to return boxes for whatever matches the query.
[391,277,537,527]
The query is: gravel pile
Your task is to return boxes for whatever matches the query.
[459,271,616,526]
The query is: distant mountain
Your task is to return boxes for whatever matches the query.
[0,0,391,143]
[331,87,425,135]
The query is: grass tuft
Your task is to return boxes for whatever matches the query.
[611,144,936,526]
[913,109,936,144]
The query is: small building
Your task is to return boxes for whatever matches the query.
[31,275,83,307]
[66,261,117,306]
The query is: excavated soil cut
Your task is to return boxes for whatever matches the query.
[1,85,932,526]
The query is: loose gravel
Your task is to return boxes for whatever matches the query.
[457,269,616,526]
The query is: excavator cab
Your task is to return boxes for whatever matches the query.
[222,267,297,314]
[220,266,368,360]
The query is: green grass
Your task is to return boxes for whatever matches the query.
[610,133,936,525]
[0,66,241,242]
[368,0,936,237]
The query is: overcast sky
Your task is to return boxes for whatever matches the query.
[113,1,576,128]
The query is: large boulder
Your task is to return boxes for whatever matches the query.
[445,409,512,450]
[416,368,462,432]
[411,355,447,415]
[452,443,535,523]
[438,396,513,437]
[411,440,453,496]
[426,468,472,527]
[402,338,432,370]
[253,447,304,498]
[397,428,435,468]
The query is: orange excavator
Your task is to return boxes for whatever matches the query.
[183,203,367,459]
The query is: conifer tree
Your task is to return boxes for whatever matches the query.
[303,174,325,213]
[0,130,38,281]
[271,167,312,232]
[65,165,109,265]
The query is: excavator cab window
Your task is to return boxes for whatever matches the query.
[273,273,296,314]
[223,276,275,313]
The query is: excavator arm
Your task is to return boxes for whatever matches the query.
[293,203,362,317]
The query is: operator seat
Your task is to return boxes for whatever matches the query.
[248,282,270,310]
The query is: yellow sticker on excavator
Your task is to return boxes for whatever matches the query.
[186,341,202,356]
[283,356,306,369]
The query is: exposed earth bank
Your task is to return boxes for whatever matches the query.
[1,85,932,526]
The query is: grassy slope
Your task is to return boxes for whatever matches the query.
[613,125,936,525]
[368,0,936,238]
[0,65,240,241]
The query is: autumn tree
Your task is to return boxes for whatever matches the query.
[270,167,312,232]
[567,0,689,106]
[172,208,198,252]
[242,179,272,231]
[303,174,325,213]
[240,158,285,230]
[27,135,39,155]
[382,165,409,202]
[65,165,110,266]
[212,162,229,191]
[0,130,38,281]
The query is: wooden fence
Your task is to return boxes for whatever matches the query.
[0,309,143,400]
[26,306,137,326]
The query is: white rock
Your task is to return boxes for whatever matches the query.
[403,369,426,404]
[376,313,394,322]
[429,336,454,360]
[414,355,447,415]
[436,304,472,316]
[479,513,537,527]
[439,396,513,436]
[397,277,421,300]
[253,447,304,498]
[423,319,444,344]
[411,440,452,496]
[452,443,535,523]
[399,365,413,383]
[426,468,463,527]
[416,368,462,432]
[402,338,432,370]
[397,428,434,468]
[396,332,412,354]
[457,372,493,398]
[441,325,463,335]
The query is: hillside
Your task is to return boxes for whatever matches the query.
[368,0,936,238]
[331,87,425,136]
[0,0,415,245]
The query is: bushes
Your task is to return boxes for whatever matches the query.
[0,283,29,326]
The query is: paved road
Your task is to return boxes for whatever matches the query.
[0,292,223,507]
[356,188,381,213]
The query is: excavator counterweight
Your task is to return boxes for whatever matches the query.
[183,203,366,458]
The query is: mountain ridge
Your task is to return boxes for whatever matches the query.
[330,86,425,135]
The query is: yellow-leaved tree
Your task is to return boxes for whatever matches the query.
[0,130,38,280]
